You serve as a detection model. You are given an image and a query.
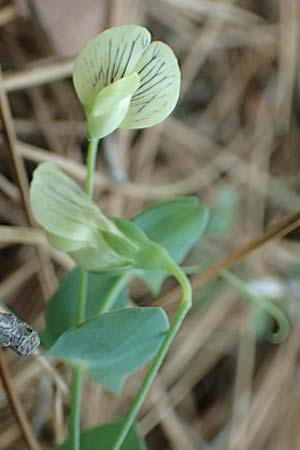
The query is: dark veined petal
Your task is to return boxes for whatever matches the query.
[73,25,151,113]
[120,41,181,129]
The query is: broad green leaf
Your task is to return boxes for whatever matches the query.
[45,307,169,393]
[88,366,124,394]
[55,420,147,450]
[73,25,151,113]
[42,268,128,349]
[42,197,208,351]
[133,197,209,294]
[121,41,181,129]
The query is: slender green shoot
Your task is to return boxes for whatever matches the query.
[68,137,99,450]
[98,272,129,315]
[111,259,192,450]
[183,264,289,343]
[220,270,289,343]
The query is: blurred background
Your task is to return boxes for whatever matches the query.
[0,0,300,449]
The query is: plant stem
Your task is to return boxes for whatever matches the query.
[98,272,129,314]
[69,367,82,450]
[111,260,192,450]
[85,138,98,197]
[220,270,289,343]
[76,267,89,324]
[69,137,99,450]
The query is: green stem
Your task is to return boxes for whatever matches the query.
[85,138,98,197]
[69,137,99,450]
[111,260,192,450]
[76,268,88,324]
[69,367,82,450]
[98,272,129,315]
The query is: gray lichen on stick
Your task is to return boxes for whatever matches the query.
[0,311,40,356]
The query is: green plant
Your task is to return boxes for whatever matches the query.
[29,25,208,450]
[29,25,289,450]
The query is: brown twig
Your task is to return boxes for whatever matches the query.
[2,59,73,92]
[0,350,42,450]
[0,62,56,450]
[0,64,57,299]
[0,5,17,28]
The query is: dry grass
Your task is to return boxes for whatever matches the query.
[1,0,300,449]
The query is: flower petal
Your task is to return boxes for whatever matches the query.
[91,72,140,116]
[73,25,151,112]
[87,72,140,139]
[120,41,181,129]
[30,163,109,250]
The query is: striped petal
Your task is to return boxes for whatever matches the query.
[120,41,181,129]
[73,25,151,114]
